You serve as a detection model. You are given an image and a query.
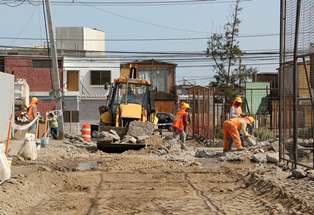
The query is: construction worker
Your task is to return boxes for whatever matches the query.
[229,96,244,118]
[28,97,39,134]
[173,102,189,150]
[48,111,59,139]
[223,116,255,152]
[185,105,192,139]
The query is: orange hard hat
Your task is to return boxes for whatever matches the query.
[246,116,255,124]
[31,97,39,105]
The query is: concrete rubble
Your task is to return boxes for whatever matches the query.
[196,140,281,164]
[97,121,156,145]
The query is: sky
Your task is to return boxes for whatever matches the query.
[0,0,280,85]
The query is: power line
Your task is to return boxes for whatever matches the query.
[0,32,286,43]
[23,0,253,6]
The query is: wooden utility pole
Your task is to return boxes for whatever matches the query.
[44,0,64,139]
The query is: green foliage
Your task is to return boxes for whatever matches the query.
[253,128,274,141]
[207,0,257,87]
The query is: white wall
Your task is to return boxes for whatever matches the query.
[83,28,105,52]
[56,27,105,52]
[63,56,120,97]
[0,73,14,143]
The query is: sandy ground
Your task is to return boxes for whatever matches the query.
[0,139,314,215]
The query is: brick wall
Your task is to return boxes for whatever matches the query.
[4,56,63,114]
[4,56,63,92]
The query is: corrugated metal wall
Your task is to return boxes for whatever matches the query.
[0,73,14,143]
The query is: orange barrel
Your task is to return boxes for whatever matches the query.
[81,122,91,142]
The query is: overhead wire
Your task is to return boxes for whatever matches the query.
[23,0,253,6]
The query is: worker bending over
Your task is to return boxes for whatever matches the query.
[223,116,255,152]
[173,102,189,150]
[229,96,244,118]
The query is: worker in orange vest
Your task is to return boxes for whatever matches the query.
[223,116,255,152]
[28,97,39,134]
[173,102,189,150]
[229,96,244,119]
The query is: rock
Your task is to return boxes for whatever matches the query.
[271,141,279,152]
[306,170,314,180]
[97,136,113,144]
[266,152,279,164]
[154,149,168,156]
[288,168,307,179]
[219,151,246,162]
[109,129,120,141]
[127,121,155,137]
[161,131,173,138]
[136,135,150,142]
[251,153,267,163]
[243,136,257,146]
[195,148,224,158]
[129,136,137,144]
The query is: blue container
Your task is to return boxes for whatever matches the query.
[40,137,49,148]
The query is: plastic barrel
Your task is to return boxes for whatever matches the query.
[82,123,91,142]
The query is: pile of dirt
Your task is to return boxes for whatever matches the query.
[242,165,314,215]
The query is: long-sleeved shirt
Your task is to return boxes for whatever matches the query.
[229,106,242,118]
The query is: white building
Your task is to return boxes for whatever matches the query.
[56,27,120,134]
[56,27,105,52]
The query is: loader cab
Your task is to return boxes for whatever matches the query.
[107,78,153,127]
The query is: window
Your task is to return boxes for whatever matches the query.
[139,67,168,92]
[67,70,79,91]
[90,70,111,85]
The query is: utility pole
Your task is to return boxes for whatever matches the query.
[44,0,64,139]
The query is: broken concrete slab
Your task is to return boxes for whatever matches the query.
[219,151,247,162]
[136,135,150,142]
[288,168,307,179]
[251,153,267,163]
[271,141,279,152]
[266,152,279,164]
[127,121,155,137]
[195,148,224,158]
[109,130,121,141]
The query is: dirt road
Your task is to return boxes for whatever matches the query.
[1,140,314,215]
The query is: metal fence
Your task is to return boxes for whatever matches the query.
[184,86,279,142]
[279,0,314,169]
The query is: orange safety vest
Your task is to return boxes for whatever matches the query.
[28,105,34,121]
[172,109,187,132]
[228,118,243,129]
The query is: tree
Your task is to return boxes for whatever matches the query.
[207,0,257,88]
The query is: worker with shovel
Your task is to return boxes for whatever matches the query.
[223,116,255,152]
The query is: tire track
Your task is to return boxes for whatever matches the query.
[184,173,226,215]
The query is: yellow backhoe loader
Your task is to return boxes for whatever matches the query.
[97,76,157,152]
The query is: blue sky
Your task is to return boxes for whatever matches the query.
[0,0,279,85]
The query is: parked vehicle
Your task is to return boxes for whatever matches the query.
[156,112,174,130]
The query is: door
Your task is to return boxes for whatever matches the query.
[67,70,79,91]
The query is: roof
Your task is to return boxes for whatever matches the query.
[121,59,177,67]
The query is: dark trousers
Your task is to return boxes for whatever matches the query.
[51,127,59,139]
